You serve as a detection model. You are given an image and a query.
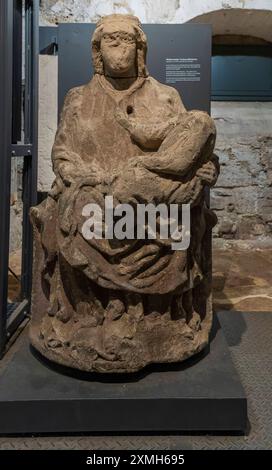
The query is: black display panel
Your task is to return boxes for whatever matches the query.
[58,23,211,114]
[212,45,272,101]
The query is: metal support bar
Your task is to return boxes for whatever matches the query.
[12,0,23,143]
[7,299,29,339]
[21,0,39,302]
[0,0,13,356]
[0,1,39,356]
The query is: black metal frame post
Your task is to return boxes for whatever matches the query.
[0,0,13,354]
[21,0,39,302]
[0,0,38,356]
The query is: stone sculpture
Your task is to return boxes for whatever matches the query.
[30,14,219,373]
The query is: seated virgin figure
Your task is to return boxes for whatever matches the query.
[30,14,219,373]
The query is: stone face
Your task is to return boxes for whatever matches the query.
[30,14,219,373]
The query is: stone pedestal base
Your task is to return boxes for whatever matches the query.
[0,315,247,434]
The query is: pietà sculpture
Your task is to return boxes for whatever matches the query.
[30,14,219,373]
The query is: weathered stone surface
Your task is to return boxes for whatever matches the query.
[38,55,57,192]
[30,14,219,373]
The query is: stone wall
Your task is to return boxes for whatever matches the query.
[10,0,270,252]
[211,102,272,243]
[39,1,272,42]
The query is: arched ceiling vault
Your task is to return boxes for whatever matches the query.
[189,8,272,43]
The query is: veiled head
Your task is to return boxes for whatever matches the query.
[92,14,148,78]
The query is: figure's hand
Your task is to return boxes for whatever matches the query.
[58,162,102,187]
[115,108,133,132]
[196,160,218,187]
[58,162,80,186]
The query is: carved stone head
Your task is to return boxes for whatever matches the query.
[91,14,148,78]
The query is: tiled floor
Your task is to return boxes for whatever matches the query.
[213,248,272,311]
[2,247,271,449]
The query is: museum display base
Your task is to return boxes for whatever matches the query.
[0,315,247,434]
